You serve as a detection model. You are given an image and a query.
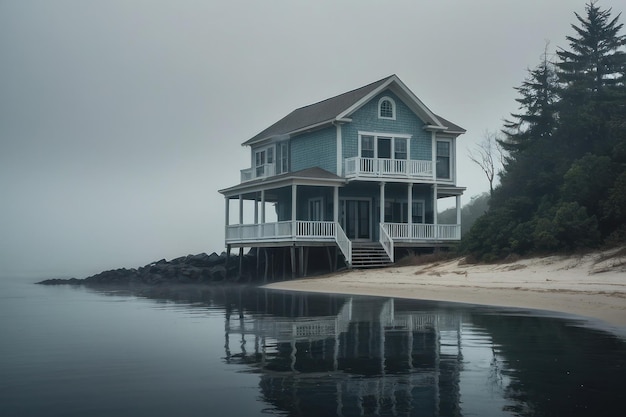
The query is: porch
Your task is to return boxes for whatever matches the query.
[225,221,461,245]
[219,168,464,273]
[225,220,461,266]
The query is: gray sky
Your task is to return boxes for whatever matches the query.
[1,0,623,279]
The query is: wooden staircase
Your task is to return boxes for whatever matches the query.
[350,242,393,269]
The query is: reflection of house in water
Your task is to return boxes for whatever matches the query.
[225,296,462,416]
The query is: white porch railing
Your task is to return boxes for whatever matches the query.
[382,223,461,240]
[226,220,336,242]
[240,163,276,182]
[335,222,352,265]
[344,157,432,179]
[225,220,353,265]
[379,223,394,263]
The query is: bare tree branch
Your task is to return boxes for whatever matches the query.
[467,130,505,196]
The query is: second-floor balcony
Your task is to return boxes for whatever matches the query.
[240,157,438,183]
[241,163,275,182]
[344,157,433,180]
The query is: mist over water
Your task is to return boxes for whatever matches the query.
[1,278,624,416]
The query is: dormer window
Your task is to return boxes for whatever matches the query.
[378,96,396,120]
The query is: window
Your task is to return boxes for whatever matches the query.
[378,96,396,119]
[255,146,275,177]
[377,137,391,159]
[384,200,425,223]
[395,138,407,160]
[308,198,323,221]
[255,150,265,177]
[361,135,374,158]
[436,140,451,179]
[277,142,289,174]
[359,133,411,160]
[412,201,425,223]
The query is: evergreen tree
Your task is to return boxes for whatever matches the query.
[557,1,626,96]
[462,2,626,261]
[494,54,560,210]
[556,1,626,157]
[501,50,559,157]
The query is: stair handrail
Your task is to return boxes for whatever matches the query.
[379,223,394,263]
[334,222,352,265]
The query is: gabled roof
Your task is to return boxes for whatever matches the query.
[243,75,464,146]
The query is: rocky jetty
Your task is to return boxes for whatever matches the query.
[38,251,258,286]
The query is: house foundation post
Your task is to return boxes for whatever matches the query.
[290,246,296,279]
[225,244,231,279]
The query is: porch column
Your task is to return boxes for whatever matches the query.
[225,197,230,243]
[254,192,259,224]
[225,197,230,226]
[333,186,339,223]
[379,182,386,225]
[433,184,438,238]
[239,194,243,224]
[291,184,298,223]
[407,183,413,238]
[261,190,266,223]
[456,194,462,239]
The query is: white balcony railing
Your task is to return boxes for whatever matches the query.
[240,163,276,182]
[344,157,433,179]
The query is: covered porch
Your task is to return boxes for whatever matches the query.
[219,168,464,269]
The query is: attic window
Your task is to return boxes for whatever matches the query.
[378,97,395,120]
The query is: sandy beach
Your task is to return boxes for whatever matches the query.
[266,246,626,328]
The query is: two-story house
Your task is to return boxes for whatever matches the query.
[219,75,465,276]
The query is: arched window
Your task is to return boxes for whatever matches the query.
[378,97,395,119]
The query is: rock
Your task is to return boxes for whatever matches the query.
[35,251,257,286]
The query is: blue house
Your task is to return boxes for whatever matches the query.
[219,75,465,273]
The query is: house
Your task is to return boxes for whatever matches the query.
[218,75,465,275]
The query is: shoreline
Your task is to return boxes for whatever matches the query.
[265,247,626,328]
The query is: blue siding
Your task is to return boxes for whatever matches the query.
[290,126,336,173]
[342,90,432,161]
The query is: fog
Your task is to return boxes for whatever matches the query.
[1,0,621,278]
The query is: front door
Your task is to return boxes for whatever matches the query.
[341,199,371,240]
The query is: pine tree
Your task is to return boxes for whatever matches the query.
[501,50,559,157]
[557,1,626,96]
[556,1,626,157]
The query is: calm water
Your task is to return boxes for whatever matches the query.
[1,277,625,417]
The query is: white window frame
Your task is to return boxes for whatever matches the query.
[436,138,453,180]
[412,200,425,224]
[308,197,324,221]
[383,199,425,223]
[358,131,412,160]
[378,96,396,120]
[276,141,289,174]
[254,144,275,177]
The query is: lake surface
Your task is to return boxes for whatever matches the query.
[1,276,625,417]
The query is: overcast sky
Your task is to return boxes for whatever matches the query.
[1,0,623,279]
